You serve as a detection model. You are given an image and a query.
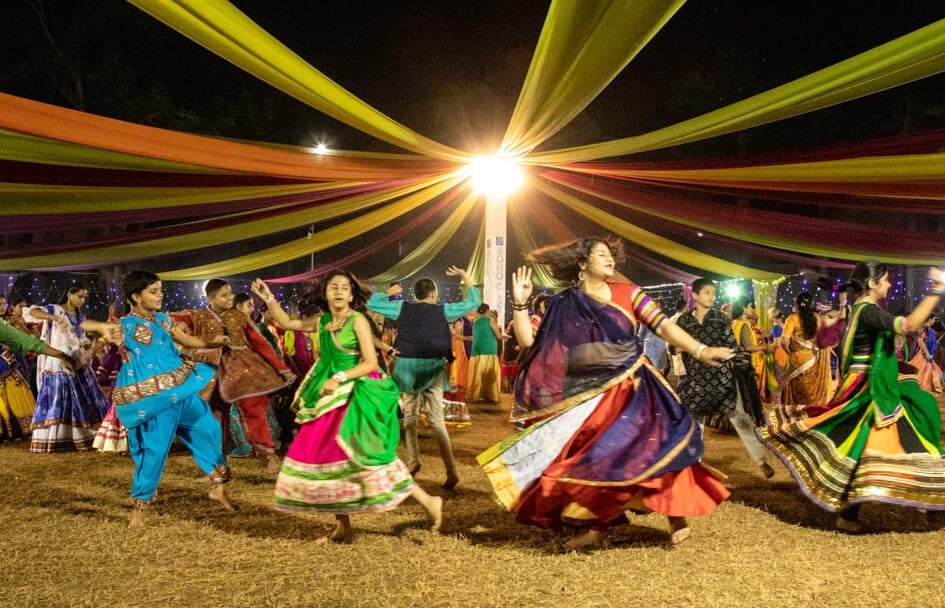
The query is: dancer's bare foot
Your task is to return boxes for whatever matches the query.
[264,453,282,475]
[668,516,691,545]
[315,516,353,544]
[129,501,148,529]
[427,496,443,533]
[208,483,238,512]
[564,529,606,551]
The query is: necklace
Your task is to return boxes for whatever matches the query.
[324,311,352,332]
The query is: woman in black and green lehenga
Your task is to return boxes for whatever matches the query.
[759,261,945,532]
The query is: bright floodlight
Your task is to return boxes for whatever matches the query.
[313,143,329,154]
[468,156,524,196]
[726,284,741,300]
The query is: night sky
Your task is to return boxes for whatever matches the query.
[2,1,944,285]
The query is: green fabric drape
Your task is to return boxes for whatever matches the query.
[535,179,783,280]
[466,221,486,286]
[507,196,557,288]
[160,175,466,280]
[568,151,945,199]
[127,0,468,161]
[367,190,481,284]
[751,276,786,332]
[528,18,945,163]
[548,172,945,265]
[501,0,686,156]
[0,181,364,215]
[2,175,458,272]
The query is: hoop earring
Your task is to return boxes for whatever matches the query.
[578,270,587,283]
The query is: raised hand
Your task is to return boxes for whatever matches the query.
[250,278,273,301]
[511,265,533,306]
[445,265,472,286]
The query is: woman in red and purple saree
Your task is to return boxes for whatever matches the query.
[478,238,731,549]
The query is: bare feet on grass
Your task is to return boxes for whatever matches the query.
[668,516,691,545]
[564,529,606,551]
[410,484,443,533]
[208,483,238,512]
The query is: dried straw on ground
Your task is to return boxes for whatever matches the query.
[3,394,945,608]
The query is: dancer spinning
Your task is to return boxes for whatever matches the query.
[479,238,731,549]
[112,271,236,528]
[759,262,945,532]
[252,273,442,543]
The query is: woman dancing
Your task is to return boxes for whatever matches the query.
[478,237,731,549]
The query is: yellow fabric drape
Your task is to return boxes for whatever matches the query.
[549,173,945,265]
[2,174,459,272]
[507,196,557,288]
[501,0,686,156]
[535,180,782,280]
[0,181,364,215]
[0,129,215,173]
[367,190,481,285]
[752,277,787,333]
[127,0,468,161]
[466,221,486,286]
[570,152,945,199]
[528,18,945,163]
[159,174,466,280]
[0,93,455,181]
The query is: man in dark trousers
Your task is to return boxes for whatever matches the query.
[366,266,480,490]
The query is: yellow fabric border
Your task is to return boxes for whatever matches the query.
[535,179,782,280]
[529,18,945,163]
[127,0,468,161]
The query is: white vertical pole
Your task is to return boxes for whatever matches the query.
[483,193,508,324]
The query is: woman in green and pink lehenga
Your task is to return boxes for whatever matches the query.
[759,261,945,533]
[252,272,442,544]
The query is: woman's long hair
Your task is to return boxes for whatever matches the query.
[526,236,625,286]
[313,269,372,312]
[795,292,817,339]
[841,260,887,303]
[58,282,87,306]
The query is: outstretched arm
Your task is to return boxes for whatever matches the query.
[251,278,315,331]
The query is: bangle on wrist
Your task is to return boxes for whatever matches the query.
[332,371,347,383]
[512,302,528,311]
[265,296,276,304]
[930,286,945,296]
[692,343,707,360]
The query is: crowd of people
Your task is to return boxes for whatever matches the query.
[3,238,945,547]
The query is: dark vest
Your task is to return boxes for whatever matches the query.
[395,302,452,359]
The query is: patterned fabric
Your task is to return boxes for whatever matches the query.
[113,313,216,429]
[172,308,290,402]
[759,302,945,512]
[479,282,728,531]
[274,312,413,514]
[907,326,944,394]
[510,282,665,424]
[0,365,34,442]
[226,400,282,457]
[28,304,108,452]
[781,313,835,405]
[676,308,738,417]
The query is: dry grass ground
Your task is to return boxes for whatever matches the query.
[3,394,945,608]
